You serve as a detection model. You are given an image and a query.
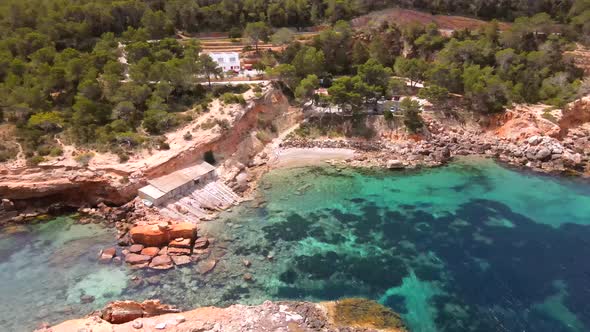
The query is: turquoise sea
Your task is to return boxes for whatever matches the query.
[2,157,590,331]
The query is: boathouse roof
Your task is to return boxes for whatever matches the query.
[148,162,215,193]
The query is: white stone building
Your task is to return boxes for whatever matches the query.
[207,52,241,72]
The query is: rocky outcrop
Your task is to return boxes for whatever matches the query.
[115,222,202,270]
[100,300,180,324]
[129,223,197,247]
[36,299,407,332]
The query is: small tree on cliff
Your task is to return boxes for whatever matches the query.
[400,97,423,133]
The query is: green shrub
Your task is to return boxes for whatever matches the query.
[117,151,130,163]
[183,132,193,140]
[49,147,63,157]
[216,119,230,131]
[36,145,53,156]
[27,155,45,166]
[200,119,216,130]
[256,130,272,143]
[153,137,170,150]
[220,93,246,105]
[143,109,178,135]
[74,152,94,166]
[228,27,242,39]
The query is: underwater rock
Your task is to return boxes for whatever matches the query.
[193,237,209,249]
[149,255,173,270]
[198,259,217,274]
[113,257,122,266]
[171,255,191,266]
[329,298,407,331]
[79,294,95,304]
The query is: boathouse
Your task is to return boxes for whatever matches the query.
[138,162,216,206]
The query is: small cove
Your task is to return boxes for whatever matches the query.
[2,157,590,332]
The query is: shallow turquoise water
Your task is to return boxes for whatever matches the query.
[2,157,590,332]
[0,217,124,331]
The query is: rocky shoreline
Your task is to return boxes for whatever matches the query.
[281,119,590,177]
[36,298,407,332]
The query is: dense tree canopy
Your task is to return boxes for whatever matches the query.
[0,0,588,161]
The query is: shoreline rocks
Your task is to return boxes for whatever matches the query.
[282,122,589,176]
[37,299,407,332]
[105,222,203,270]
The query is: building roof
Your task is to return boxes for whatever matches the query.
[206,51,240,57]
[138,184,167,200]
[148,162,215,193]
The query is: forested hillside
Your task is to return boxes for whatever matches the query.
[0,0,588,164]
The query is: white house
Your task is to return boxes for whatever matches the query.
[207,52,241,72]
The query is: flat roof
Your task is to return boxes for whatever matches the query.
[148,162,215,193]
[138,184,166,200]
[206,51,240,57]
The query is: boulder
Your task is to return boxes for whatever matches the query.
[130,225,168,247]
[140,247,160,257]
[1,199,15,211]
[535,147,552,161]
[386,160,404,169]
[149,255,173,270]
[129,223,197,247]
[128,244,144,254]
[101,301,143,324]
[101,300,179,324]
[98,247,116,264]
[125,254,152,265]
[169,223,197,240]
[528,136,542,146]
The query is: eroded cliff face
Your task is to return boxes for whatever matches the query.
[0,87,301,221]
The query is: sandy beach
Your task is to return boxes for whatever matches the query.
[271,147,356,168]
